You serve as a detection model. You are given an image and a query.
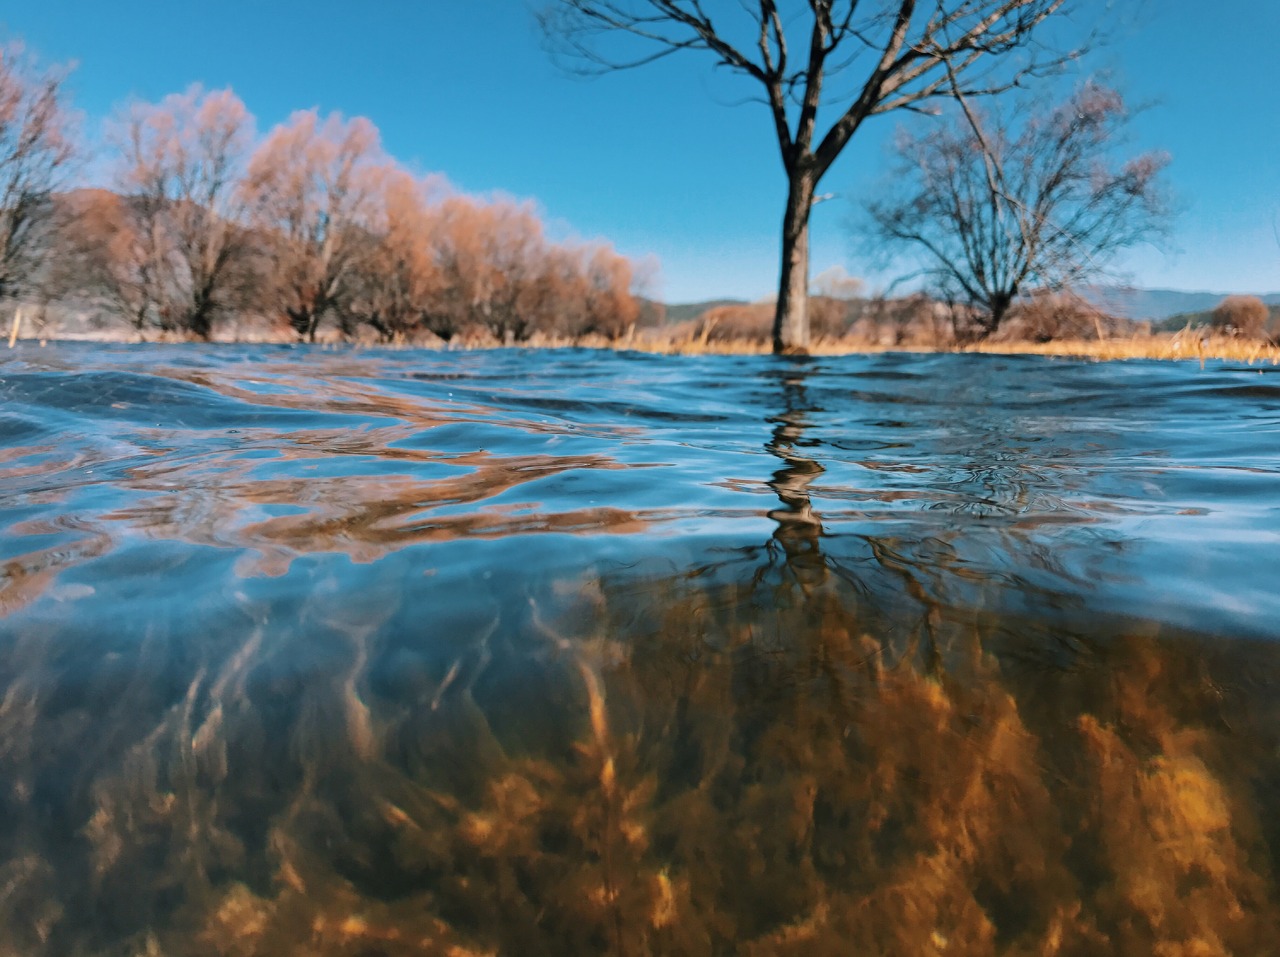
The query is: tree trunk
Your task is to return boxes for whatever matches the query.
[985,289,1014,339]
[773,171,816,354]
[189,292,215,342]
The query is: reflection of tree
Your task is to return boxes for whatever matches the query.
[760,360,953,673]
[757,359,1126,682]
[763,359,827,590]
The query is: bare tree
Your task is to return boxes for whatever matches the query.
[349,169,445,342]
[0,42,77,305]
[243,110,388,342]
[46,188,162,333]
[540,0,1083,353]
[865,81,1168,339]
[108,85,257,339]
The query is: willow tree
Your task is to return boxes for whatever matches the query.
[111,85,256,339]
[0,43,76,305]
[244,110,387,342]
[540,0,1081,353]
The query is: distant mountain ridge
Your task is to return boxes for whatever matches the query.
[662,289,1280,324]
[661,299,749,323]
[1081,287,1280,322]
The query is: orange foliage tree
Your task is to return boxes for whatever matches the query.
[107,85,257,339]
[512,240,639,340]
[348,169,446,342]
[244,110,387,341]
[432,197,555,342]
[572,242,641,338]
[48,188,161,332]
[0,42,77,305]
[427,195,638,343]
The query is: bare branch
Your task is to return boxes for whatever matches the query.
[864,80,1170,338]
[539,0,1089,351]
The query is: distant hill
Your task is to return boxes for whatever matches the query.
[663,299,750,323]
[663,289,1280,325]
[1083,287,1280,322]
[1152,303,1280,335]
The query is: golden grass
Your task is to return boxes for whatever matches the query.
[419,330,1280,363]
[964,334,1280,365]
[6,311,18,348]
[636,332,1280,363]
[18,318,1280,363]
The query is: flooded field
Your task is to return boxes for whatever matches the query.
[2,343,1280,955]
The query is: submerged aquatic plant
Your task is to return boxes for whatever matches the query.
[1,559,1278,955]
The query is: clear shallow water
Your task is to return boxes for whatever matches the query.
[2,343,1280,954]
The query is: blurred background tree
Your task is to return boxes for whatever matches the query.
[0,42,76,307]
[1210,295,1270,339]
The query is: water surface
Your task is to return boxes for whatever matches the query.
[2,344,1279,954]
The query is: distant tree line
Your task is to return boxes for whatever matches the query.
[1152,295,1278,341]
[0,33,1198,350]
[0,47,642,343]
[672,289,1146,349]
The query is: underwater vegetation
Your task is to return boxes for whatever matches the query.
[1,559,1278,956]
[3,346,1280,954]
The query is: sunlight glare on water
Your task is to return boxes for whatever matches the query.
[2,343,1280,954]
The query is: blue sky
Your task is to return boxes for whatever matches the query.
[4,0,1278,303]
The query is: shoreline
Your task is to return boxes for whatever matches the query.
[6,330,1279,365]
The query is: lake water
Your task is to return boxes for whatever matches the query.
[2,343,1280,955]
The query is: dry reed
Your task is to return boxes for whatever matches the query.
[514,331,1280,364]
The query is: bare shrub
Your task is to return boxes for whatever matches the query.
[694,302,774,343]
[1000,293,1110,342]
[1210,295,1269,339]
[846,294,950,347]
